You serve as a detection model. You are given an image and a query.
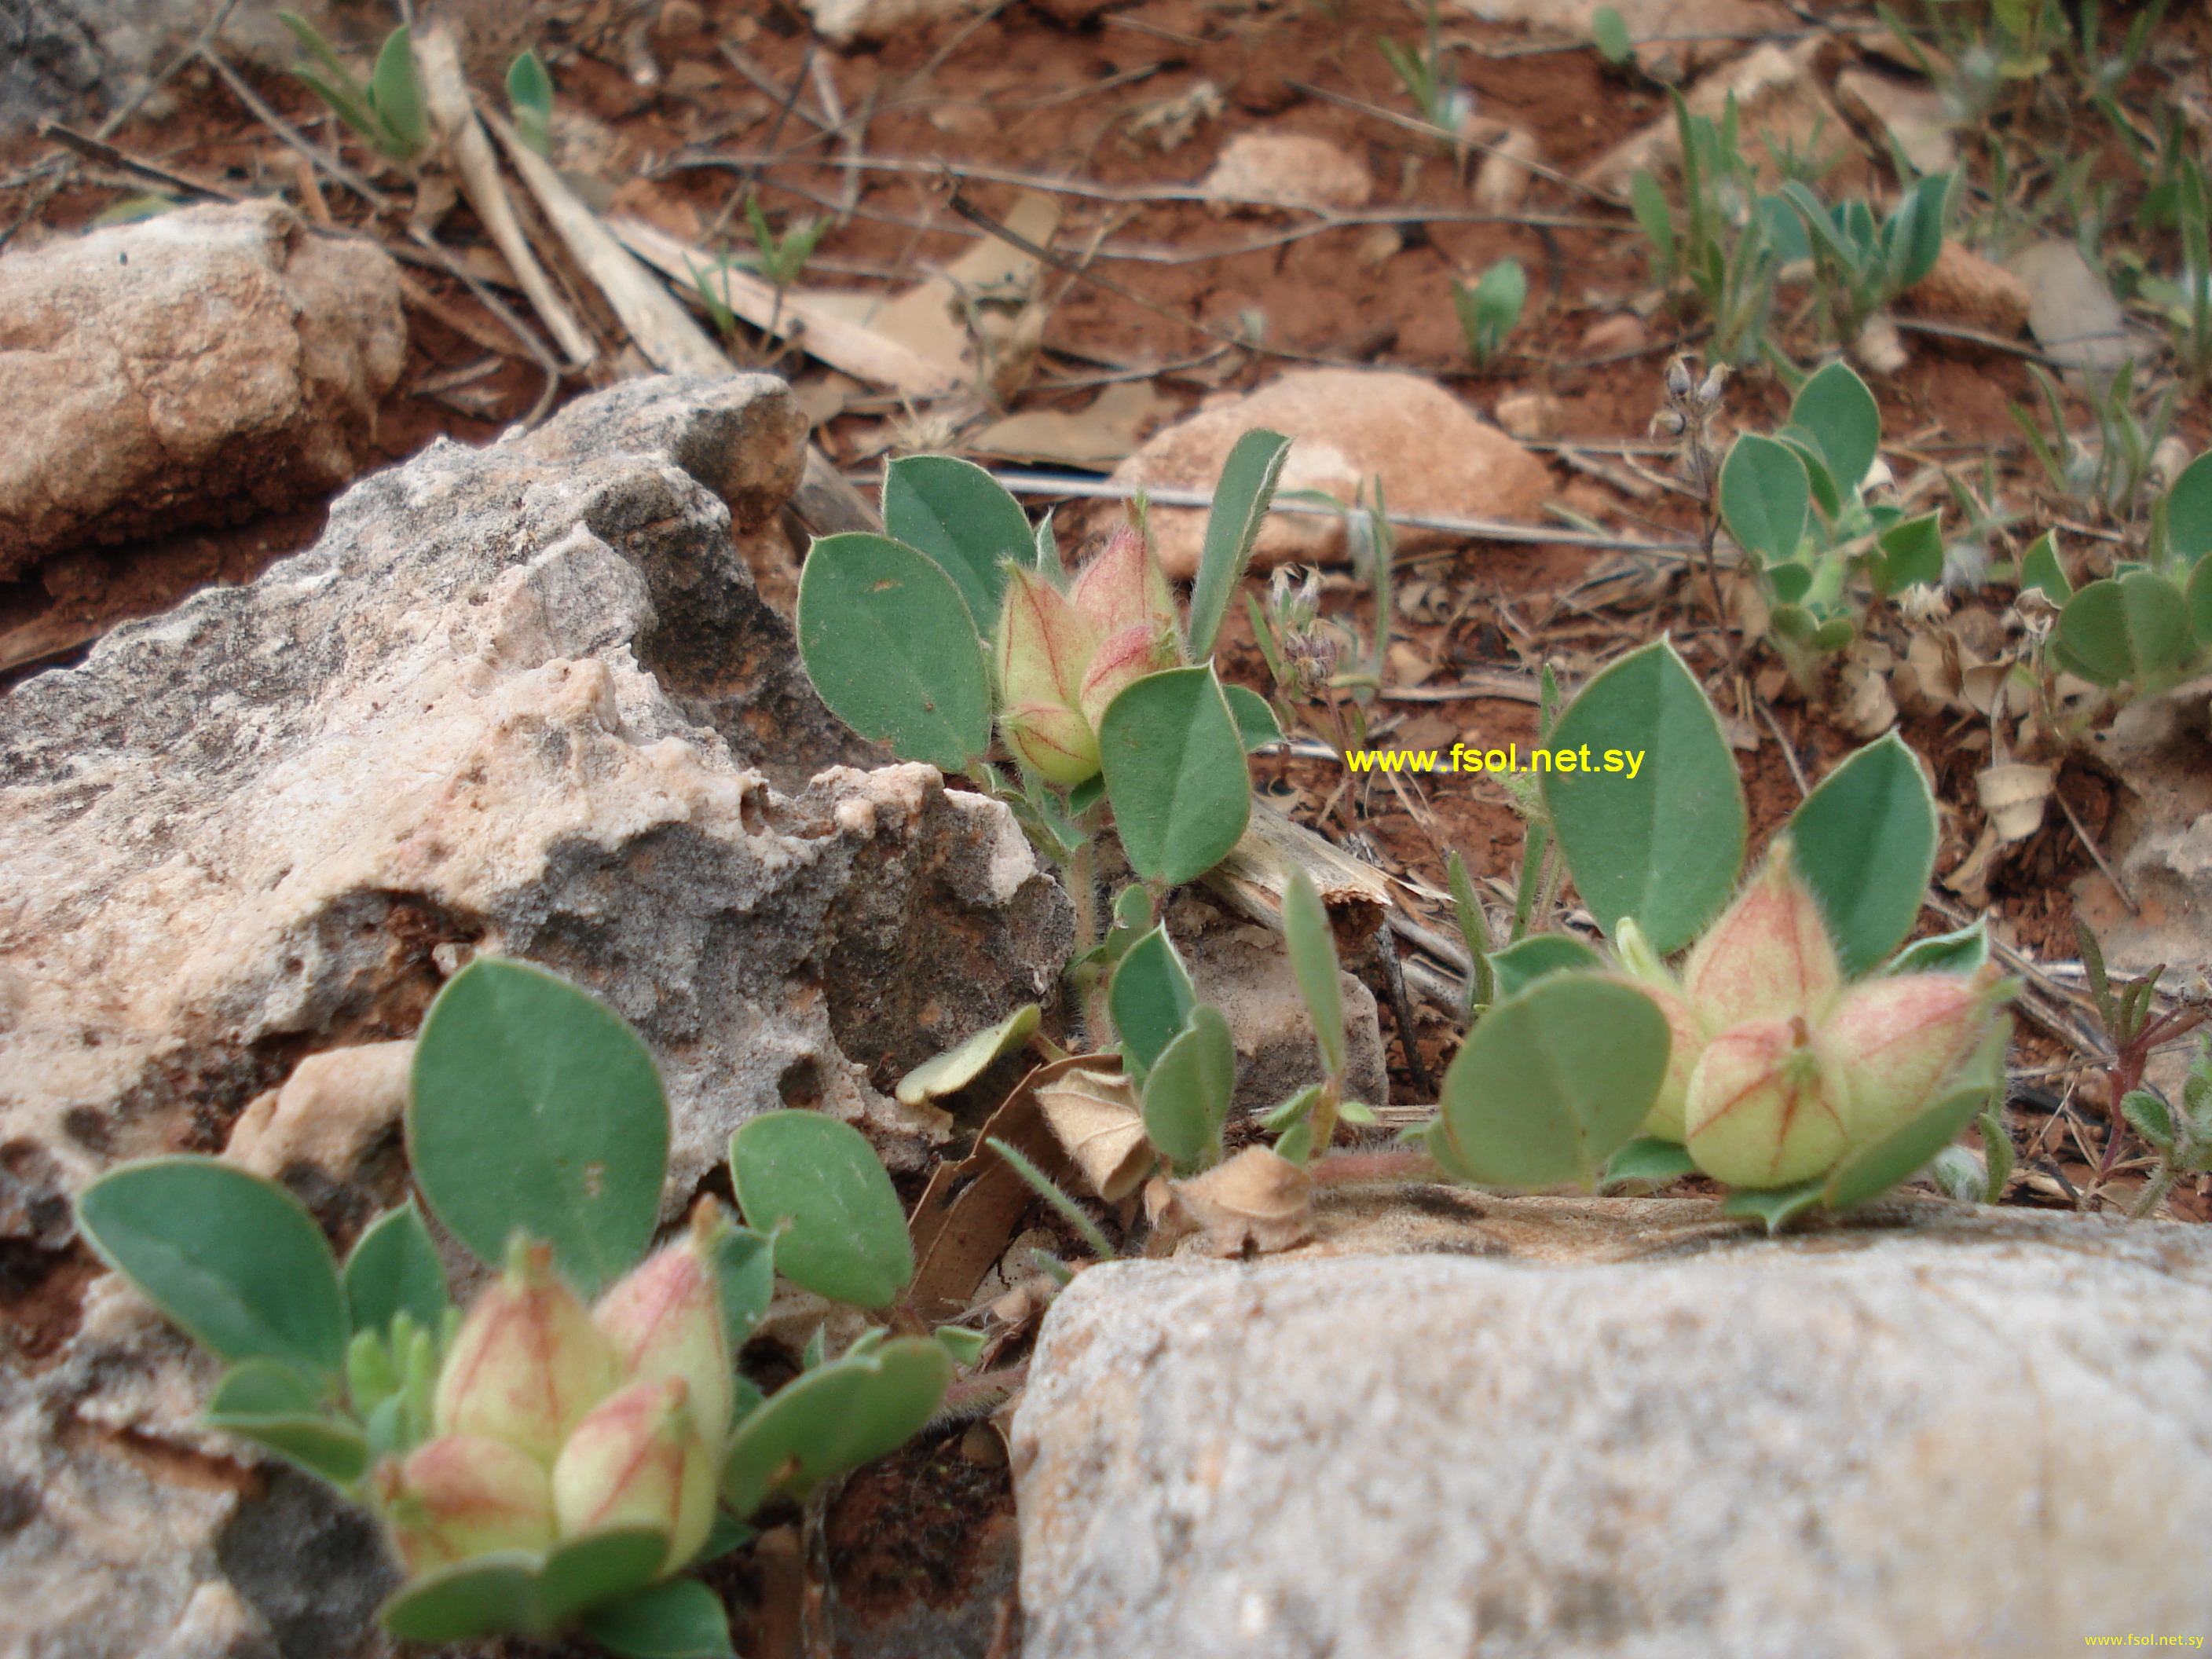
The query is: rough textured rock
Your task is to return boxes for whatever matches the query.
[1580,40,1867,197]
[1110,370,1551,577]
[2074,676,2212,992]
[1903,239,2033,337]
[1445,0,1786,82]
[0,373,1071,1657]
[1199,134,1373,215]
[1015,1195,2212,1658]
[0,200,405,576]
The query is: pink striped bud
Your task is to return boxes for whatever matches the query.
[434,1237,621,1464]
[1684,1016,1850,1188]
[1824,969,2007,1146]
[593,1200,734,1449]
[1071,521,1177,642]
[374,1434,557,1573]
[551,1378,717,1577]
[995,566,1102,785]
[1076,621,1179,733]
[1634,976,1708,1144]
[1683,843,1842,1031]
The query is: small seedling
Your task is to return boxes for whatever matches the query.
[1378,0,1470,140]
[1452,258,1527,372]
[75,959,951,1655]
[2062,921,2212,1212]
[507,49,555,157]
[277,13,427,163]
[1777,170,1954,353]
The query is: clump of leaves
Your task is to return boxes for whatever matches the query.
[1452,258,1526,372]
[2012,358,2183,529]
[1778,170,1953,357]
[1632,93,1790,364]
[277,13,427,163]
[2039,447,2212,693]
[75,959,956,1657]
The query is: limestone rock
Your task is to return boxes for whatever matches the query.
[1199,134,1374,216]
[1834,67,1957,177]
[0,199,405,577]
[224,1040,413,1185]
[1015,1196,2212,1657]
[2006,239,2149,381]
[0,375,1071,1657]
[1111,370,1551,577]
[1446,0,1789,81]
[1580,41,1866,197]
[1903,239,2033,337]
[799,0,992,46]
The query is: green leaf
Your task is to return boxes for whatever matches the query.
[75,1159,350,1379]
[2020,530,2072,602]
[710,1225,774,1349]
[1427,975,1671,1189]
[342,1202,448,1336]
[1109,925,1196,1084]
[1542,639,1747,955]
[1591,4,1633,64]
[507,49,555,156]
[1774,430,1843,522]
[582,1580,735,1659]
[698,1507,757,1563]
[1257,1082,1323,1133]
[1823,1078,1987,1211]
[1282,870,1346,1079]
[379,1530,669,1643]
[2057,572,2195,687]
[276,13,382,141]
[1447,848,1496,1012]
[1786,734,1936,976]
[1224,683,1283,751]
[1875,513,1945,593]
[1790,361,1881,493]
[204,1358,369,1486]
[1975,1110,2012,1203]
[880,456,1036,628]
[796,533,993,772]
[408,959,667,1297]
[1630,171,1675,276]
[895,1004,1040,1107]
[1719,434,1811,562]
[2167,450,2212,566]
[729,1111,912,1309]
[1719,1177,1826,1233]
[1601,1135,1700,1189]
[1141,1005,1236,1175]
[1097,666,1251,886]
[2189,554,2212,647]
[1487,933,1602,998]
[1186,430,1293,661]
[2121,1089,2176,1149]
[368,26,426,156]
[933,1324,988,1366]
[1887,919,1988,976]
[1068,774,1106,815]
[720,1339,951,1517]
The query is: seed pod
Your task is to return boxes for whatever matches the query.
[1824,969,2005,1146]
[1683,1016,1850,1188]
[1071,521,1177,643]
[1664,356,1694,399]
[375,1434,558,1573]
[1682,843,1843,1032]
[593,1199,734,1450]
[434,1236,621,1464]
[1076,621,1179,733]
[551,1377,718,1577]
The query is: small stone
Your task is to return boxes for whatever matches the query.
[655,0,705,32]
[2005,240,2148,379]
[224,1041,414,1184]
[1492,390,1563,441]
[1578,312,1650,355]
[1580,40,1866,197]
[1850,312,1910,375]
[1469,126,1541,214]
[1903,239,2032,337]
[1199,134,1374,216]
[1834,68,1957,177]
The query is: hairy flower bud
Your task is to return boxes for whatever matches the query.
[1825,969,2007,1147]
[1684,1016,1850,1188]
[1071,521,1177,643]
[434,1237,621,1464]
[593,1200,734,1450]
[996,566,1102,786]
[551,1378,717,1577]
[1634,977,1708,1144]
[1077,621,1179,733]
[375,1434,558,1573]
[1664,355,1693,399]
[1683,843,1842,1031]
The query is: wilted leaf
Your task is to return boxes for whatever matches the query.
[1170,1144,1313,1256]
[1977,761,2053,844]
[1034,1067,1154,1199]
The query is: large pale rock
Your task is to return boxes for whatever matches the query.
[1199,134,1374,215]
[1015,1193,2212,1657]
[1581,40,1867,197]
[0,374,1071,1657]
[1111,370,1551,577]
[1447,0,1787,81]
[0,199,405,576]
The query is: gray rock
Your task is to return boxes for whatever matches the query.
[0,372,1072,1657]
[0,200,405,575]
[1013,1194,2212,1658]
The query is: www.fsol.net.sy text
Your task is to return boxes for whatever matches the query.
[1344,744,1646,778]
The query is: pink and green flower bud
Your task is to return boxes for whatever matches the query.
[1071,521,1178,642]
[996,566,1103,786]
[1076,621,1179,733]
[1683,1016,1850,1188]
[1630,976,1707,1144]
[374,1434,557,1573]
[1824,968,2009,1146]
[434,1236,621,1464]
[1683,841,1843,1031]
[999,700,1101,786]
[551,1377,717,1577]
[592,1199,734,1450]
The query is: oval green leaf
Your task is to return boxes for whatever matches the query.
[797,533,993,772]
[75,1158,350,1378]
[1225,683,1283,751]
[1822,1080,1987,1212]
[1875,512,1943,594]
[1792,363,1881,494]
[1886,920,1988,976]
[720,1339,951,1518]
[729,1111,913,1309]
[1786,733,1936,977]
[1098,665,1252,886]
[1541,639,1747,955]
[2189,554,2212,647]
[1109,925,1196,1083]
[369,25,426,154]
[2020,531,2071,602]
[1282,870,1346,1079]
[1186,430,1292,661]
[408,958,668,1297]
[1488,933,1603,999]
[2058,572,2194,687]
[1141,1004,1236,1175]
[711,1225,775,1350]
[881,456,1036,627]
[895,1003,1040,1107]
[2166,449,2212,566]
[343,1201,449,1335]
[378,1529,669,1643]
[581,1580,736,1659]
[1719,434,1811,562]
[1428,975,1670,1190]
[1601,1135,1700,1189]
